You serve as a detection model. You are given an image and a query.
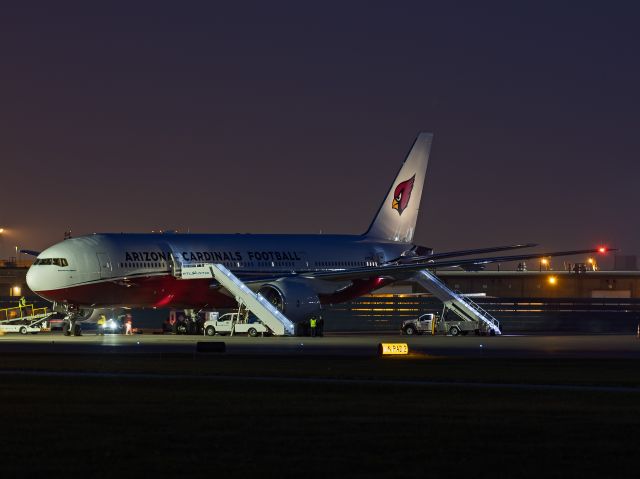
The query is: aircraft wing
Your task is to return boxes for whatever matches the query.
[396,243,538,262]
[298,247,612,282]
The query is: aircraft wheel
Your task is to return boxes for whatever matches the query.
[205,326,216,336]
[248,327,258,337]
[19,326,28,335]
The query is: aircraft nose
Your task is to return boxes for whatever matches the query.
[26,265,43,292]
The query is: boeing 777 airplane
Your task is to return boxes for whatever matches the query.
[25,133,607,333]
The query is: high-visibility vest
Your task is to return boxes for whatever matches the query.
[310,318,317,328]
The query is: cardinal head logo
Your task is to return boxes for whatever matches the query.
[391,175,415,216]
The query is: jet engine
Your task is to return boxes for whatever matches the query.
[257,280,321,323]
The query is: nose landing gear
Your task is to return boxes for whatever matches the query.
[62,316,82,336]
[55,303,93,337]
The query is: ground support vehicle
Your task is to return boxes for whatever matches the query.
[101,318,124,334]
[203,312,269,337]
[401,313,480,336]
[0,304,51,335]
[163,309,204,335]
[0,322,44,335]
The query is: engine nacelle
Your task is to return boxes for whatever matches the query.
[257,280,321,324]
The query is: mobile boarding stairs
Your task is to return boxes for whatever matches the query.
[413,270,501,335]
[171,261,296,336]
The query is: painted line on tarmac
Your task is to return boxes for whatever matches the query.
[0,369,639,394]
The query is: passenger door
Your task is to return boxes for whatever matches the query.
[97,253,113,279]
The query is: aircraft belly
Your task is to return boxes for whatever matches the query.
[35,273,394,309]
[35,275,237,309]
[292,278,352,295]
[318,277,393,304]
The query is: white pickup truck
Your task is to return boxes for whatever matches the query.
[401,313,479,336]
[203,312,269,337]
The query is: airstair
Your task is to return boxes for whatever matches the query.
[175,262,296,336]
[413,270,501,335]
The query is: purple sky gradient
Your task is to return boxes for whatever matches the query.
[0,2,638,268]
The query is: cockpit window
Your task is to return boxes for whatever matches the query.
[34,258,69,267]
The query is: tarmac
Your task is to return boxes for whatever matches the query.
[0,331,639,358]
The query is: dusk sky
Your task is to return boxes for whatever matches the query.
[1,2,638,265]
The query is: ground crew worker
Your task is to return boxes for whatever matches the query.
[125,314,133,335]
[18,296,27,317]
[310,316,317,337]
[97,314,106,336]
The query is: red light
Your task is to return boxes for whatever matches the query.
[598,247,606,253]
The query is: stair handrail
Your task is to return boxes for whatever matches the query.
[461,296,500,329]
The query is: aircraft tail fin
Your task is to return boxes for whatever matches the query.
[364,132,433,243]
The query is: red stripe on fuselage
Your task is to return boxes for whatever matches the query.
[34,274,390,309]
[34,274,237,309]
